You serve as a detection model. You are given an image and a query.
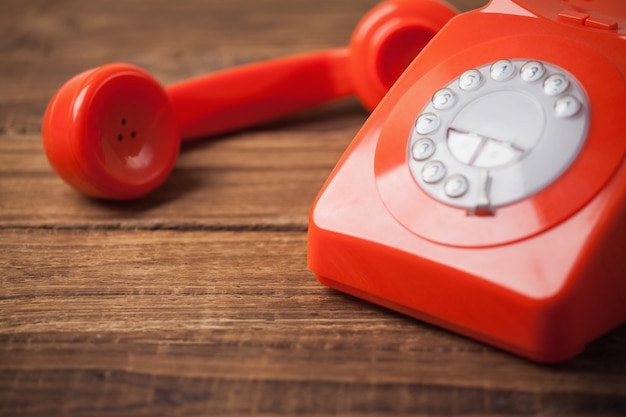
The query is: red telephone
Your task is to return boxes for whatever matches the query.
[308,0,626,362]
[43,0,626,362]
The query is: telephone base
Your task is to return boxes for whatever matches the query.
[316,274,586,363]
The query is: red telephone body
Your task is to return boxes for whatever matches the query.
[308,0,626,362]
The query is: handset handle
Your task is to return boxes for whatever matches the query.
[167,48,352,139]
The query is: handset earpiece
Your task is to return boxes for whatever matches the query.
[349,0,459,110]
[43,64,180,200]
[42,0,458,200]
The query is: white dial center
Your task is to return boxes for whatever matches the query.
[448,91,545,168]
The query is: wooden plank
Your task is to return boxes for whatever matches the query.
[1,229,625,416]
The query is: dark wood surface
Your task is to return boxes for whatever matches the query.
[1,0,625,415]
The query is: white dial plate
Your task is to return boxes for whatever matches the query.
[407,59,589,213]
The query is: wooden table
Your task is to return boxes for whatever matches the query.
[1,0,625,415]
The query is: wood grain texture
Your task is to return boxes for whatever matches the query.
[1,0,625,416]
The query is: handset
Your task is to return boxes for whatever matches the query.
[42,0,457,200]
[309,0,626,362]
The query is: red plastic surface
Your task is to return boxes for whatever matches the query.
[309,0,626,362]
[168,49,350,139]
[42,0,457,199]
[42,64,180,200]
[515,0,626,33]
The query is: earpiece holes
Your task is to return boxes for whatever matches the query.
[116,118,136,141]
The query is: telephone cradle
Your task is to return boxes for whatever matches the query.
[308,0,626,362]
